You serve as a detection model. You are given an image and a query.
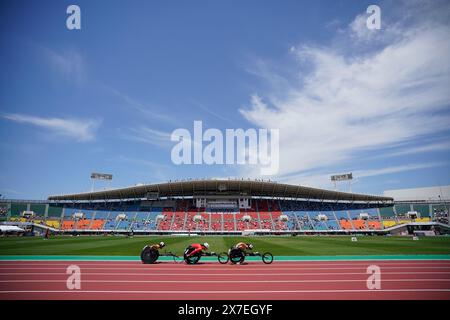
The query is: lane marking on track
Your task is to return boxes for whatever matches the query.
[0,265,450,272]
[0,289,449,294]
[1,271,449,276]
[2,259,450,262]
[1,261,449,267]
[1,278,449,283]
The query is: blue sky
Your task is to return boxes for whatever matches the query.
[0,0,449,199]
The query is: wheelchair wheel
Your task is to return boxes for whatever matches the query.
[172,254,184,263]
[229,248,245,264]
[141,246,159,264]
[184,246,201,264]
[262,252,274,264]
[217,252,229,264]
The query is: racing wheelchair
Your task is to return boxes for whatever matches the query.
[227,247,274,264]
[183,245,229,265]
[140,245,183,264]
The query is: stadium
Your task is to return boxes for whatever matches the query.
[1,0,450,304]
[1,179,449,236]
[0,180,449,300]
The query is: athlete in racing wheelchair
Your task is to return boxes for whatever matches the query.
[228,242,273,264]
[140,241,166,264]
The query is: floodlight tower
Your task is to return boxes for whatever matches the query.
[90,173,113,192]
[331,173,353,193]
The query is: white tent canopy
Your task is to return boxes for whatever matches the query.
[0,225,25,232]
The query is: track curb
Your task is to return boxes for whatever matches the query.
[1,254,450,261]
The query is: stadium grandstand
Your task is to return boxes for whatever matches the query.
[1,180,449,235]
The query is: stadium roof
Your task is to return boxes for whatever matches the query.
[48,179,393,203]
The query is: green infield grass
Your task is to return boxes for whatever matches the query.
[0,235,449,257]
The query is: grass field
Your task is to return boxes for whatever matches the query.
[0,235,449,256]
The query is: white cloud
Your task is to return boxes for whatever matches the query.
[121,124,205,151]
[121,126,173,148]
[0,188,23,196]
[190,100,235,125]
[110,155,168,168]
[239,1,450,183]
[282,162,448,189]
[380,140,450,158]
[354,162,449,178]
[104,86,181,126]
[41,47,85,84]
[2,113,101,142]
[107,156,172,184]
[349,13,375,41]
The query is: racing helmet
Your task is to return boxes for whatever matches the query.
[203,242,210,249]
[248,243,254,250]
[159,241,165,248]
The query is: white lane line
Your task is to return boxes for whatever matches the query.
[1,278,449,283]
[1,266,449,271]
[0,289,449,294]
[1,262,449,267]
[1,271,449,276]
[4,264,448,269]
[2,259,449,262]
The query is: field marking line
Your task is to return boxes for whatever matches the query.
[1,261,449,267]
[1,289,449,294]
[1,278,449,283]
[2,259,449,262]
[1,266,449,271]
[1,255,450,262]
[1,271,449,276]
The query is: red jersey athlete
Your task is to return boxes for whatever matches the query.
[186,242,210,257]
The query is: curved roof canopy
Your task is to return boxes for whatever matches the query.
[48,179,393,203]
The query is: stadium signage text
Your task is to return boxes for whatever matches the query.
[171,121,279,175]
[90,173,113,180]
[331,173,353,181]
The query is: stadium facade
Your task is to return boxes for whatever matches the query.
[1,179,449,235]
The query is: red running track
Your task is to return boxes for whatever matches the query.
[0,260,449,300]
